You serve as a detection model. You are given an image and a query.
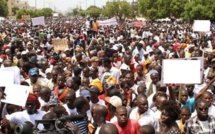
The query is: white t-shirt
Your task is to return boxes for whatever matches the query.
[63,104,77,115]
[38,97,48,110]
[199,120,210,133]
[110,116,117,123]
[88,99,106,121]
[89,99,106,109]
[129,107,159,131]
[6,110,46,130]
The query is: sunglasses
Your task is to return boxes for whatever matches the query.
[198,107,208,111]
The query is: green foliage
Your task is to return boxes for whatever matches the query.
[182,0,215,21]
[16,8,53,19]
[102,0,132,19]
[12,6,20,15]
[72,8,79,16]
[66,6,101,17]
[138,0,215,21]
[86,6,102,18]
[79,10,87,17]
[0,0,8,17]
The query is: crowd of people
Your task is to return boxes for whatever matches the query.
[0,16,214,134]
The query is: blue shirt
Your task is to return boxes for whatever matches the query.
[182,97,195,113]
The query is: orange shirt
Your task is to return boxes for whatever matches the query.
[92,21,99,32]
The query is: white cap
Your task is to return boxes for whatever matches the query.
[45,68,52,74]
[120,63,130,71]
[105,96,122,108]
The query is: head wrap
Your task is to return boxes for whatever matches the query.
[90,79,103,93]
[106,76,116,88]
[27,93,40,109]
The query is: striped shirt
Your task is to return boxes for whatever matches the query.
[70,113,88,134]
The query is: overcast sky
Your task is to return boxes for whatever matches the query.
[25,0,134,13]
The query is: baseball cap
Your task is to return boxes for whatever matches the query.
[80,90,91,98]
[105,96,122,108]
[88,87,100,94]
[29,68,39,76]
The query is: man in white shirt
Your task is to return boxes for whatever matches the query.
[25,68,49,93]
[87,87,106,121]
[38,86,51,111]
[2,94,46,130]
[103,57,121,83]
[93,105,109,134]
[63,90,77,115]
[132,43,145,62]
[105,96,122,123]
[129,95,159,132]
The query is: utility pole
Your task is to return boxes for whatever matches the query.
[35,0,37,9]
[43,0,45,8]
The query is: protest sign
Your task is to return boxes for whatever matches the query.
[32,16,45,26]
[161,59,201,85]
[98,17,118,26]
[193,20,211,32]
[0,71,14,87]
[1,84,30,107]
[0,66,21,85]
[133,21,145,27]
[52,38,68,52]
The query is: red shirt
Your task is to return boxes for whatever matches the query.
[114,119,140,134]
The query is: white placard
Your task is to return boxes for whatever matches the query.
[98,17,118,26]
[0,71,14,87]
[32,16,45,26]
[162,59,201,84]
[1,84,30,107]
[0,66,21,85]
[193,20,211,32]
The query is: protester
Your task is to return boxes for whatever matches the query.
[184,99,215,134]
[0,16,215,134]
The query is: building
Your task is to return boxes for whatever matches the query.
[7,0,32,16]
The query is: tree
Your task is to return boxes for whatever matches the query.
[16,9,29,19]
[41,8,53,17]
[102,0,131,19]
[138,0,157,16]
[139,0,188,20]
[86,6,102,18]
[72,8,80,16]
[16,8,53,19]
[79,10,87,17]
[182,0,215,21]
[0,0,8,17]
[169,0,188,19]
